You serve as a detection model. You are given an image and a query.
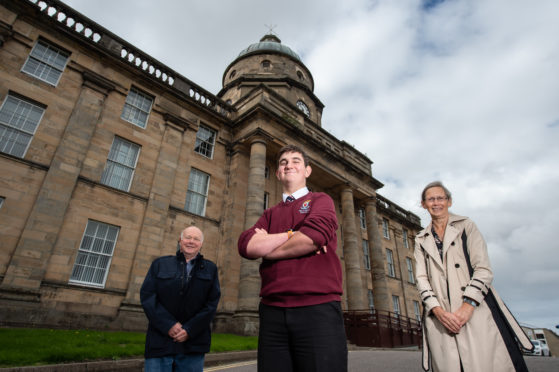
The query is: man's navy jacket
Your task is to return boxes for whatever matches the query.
[140,251,220,358]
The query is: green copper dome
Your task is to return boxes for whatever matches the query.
[237,34,301,61]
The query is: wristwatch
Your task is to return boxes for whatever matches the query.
[463,297,478,307]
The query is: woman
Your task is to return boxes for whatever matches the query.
[414,181,532,372]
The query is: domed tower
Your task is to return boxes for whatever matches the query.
[219,34,324,126]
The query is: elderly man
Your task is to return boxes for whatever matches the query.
[141,226,220,372]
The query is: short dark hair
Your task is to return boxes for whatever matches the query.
[421,181,452,202]
[276,144,310,166]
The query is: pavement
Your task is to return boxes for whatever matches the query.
[0,345,411,371]
[0,350,258,371]
[3,346,557,371]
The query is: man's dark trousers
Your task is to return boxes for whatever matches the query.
[257,301,348,372]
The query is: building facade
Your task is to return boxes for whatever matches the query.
[0,0,422,335]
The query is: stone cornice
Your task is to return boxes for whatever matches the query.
[230,88,382,188]
[376,194,422,229]
[6,0,234,120]
[81,70,116,95]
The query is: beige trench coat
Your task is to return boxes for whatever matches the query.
[414,214,532,372]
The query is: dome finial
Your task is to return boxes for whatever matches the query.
[265,24,277,35]
[262,24,281,43]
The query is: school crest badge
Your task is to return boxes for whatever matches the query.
[299,199,311,214]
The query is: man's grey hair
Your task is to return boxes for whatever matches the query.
[180,226,204,242]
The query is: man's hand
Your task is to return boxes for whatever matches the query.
[254,228,268,236]
[168,322,188,342]
[245,228,290,258]
[315,246,328,255]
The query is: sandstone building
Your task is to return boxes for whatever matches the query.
[0,0,422,335]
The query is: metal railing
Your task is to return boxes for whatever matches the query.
[344,309,422,348]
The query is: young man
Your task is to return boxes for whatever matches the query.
[141,226,221,372]
[238,144,347,372]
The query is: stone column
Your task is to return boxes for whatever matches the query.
[234,137,267,335]
[116,116,186,329]
[365,196,391,312]
[0,71,114,294]
[341,187,366,310]
[213,146,245,333]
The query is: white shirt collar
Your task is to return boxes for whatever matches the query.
[282,187,309,202]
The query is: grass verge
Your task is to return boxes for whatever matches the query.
[0,328,257,368]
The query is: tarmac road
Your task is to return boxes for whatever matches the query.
[204,348,559,372]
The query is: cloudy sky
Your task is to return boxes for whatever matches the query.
[59,0,559,332]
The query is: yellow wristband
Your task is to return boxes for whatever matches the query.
[287,229,294,239]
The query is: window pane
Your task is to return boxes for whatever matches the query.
[121,88,152,128]
[362,240,370,270]
[382,219,390,239]
[185,169,210,216]
[194,125,216,158]
[359,209,366,229]
[186,192,204,215]
[403,229,409,248]
[406,257,415,283]
[108,139,138,167]
[387,249,395,277]
[392,296,400,314]
[101,138,140,191]
[0,126,31,157]
[22,40,69,86]
[0,95,44,158]
[188,169,209,194]
[70,220,119,287]
[413,301,421,321]
[368,290,375,312]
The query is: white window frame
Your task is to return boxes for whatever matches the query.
[392,295,401,315]
[382,218,390,239]
[403,229,409,249]
[0,94,45,158]
[359,208,366,229]
[362,239,370,270]
[21,39,69,86]
[194,124,217,159]
[413,300,421,322]
[100,137,140,192]
[406,257,415,283]
[386,248,395,277]
[121,87,153,128]
[185,168,210,216]
[69,220,119,288]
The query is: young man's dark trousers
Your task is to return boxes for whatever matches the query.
[257,301,348,372]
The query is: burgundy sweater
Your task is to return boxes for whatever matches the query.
[238,192,343,307]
